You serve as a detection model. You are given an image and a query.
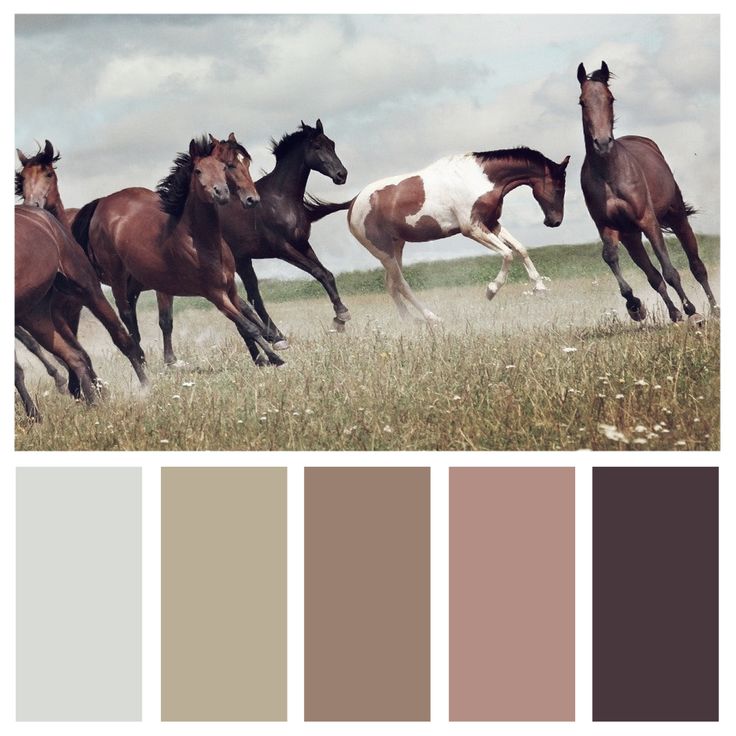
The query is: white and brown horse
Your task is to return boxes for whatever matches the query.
[307,147,569,321]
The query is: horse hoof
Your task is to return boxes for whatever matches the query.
[688,313,705,327]
[710,304,721,318]
[486,285,498,301]
[335,308,351,322]
[272,339,290,350]
[533,283,549,294]
[627,303,647,321]
[333,318,347,333]
[424,312,442,323]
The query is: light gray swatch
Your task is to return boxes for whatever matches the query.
[16,468,141,721]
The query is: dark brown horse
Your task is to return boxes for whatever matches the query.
[306,147,569,320]
[15,205,148,418]
[72,135,284,367]
[577,61,717,323]
[156,120,349,352]
[16,140,87,395]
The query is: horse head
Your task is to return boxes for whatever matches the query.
[15,139,61,209]
[577,61,615,155]
[210,133,260,209]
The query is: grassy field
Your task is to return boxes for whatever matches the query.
[15,237,720,451]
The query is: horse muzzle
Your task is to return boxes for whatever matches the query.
[544,216,562,228]
[332,169,348,185]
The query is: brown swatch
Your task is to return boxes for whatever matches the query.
[593,467,718,721]
[449,468,575,721]
[304,467,430,721]
[161,468,286,721]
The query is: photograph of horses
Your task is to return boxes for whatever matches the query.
[14,14,719,450]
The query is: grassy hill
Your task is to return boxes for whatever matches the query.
[136,234,719,311]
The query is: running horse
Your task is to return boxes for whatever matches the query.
[72,135,284,367]
[577,61,717,322]
[156,120,350,352]
[306,147,569,321]
[15,205,148,419]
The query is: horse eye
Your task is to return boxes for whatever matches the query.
[194,168,202,175]
[227,163,236,169]
[46,171,53,177]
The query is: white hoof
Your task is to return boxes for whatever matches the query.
[424,311,442,323]
[272,339,290,350]
[486,284,499,301]
[688,313,705,327]
[533,281,548,293]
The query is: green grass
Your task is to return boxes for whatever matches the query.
[15,237,720,451]
[132,234,720,311]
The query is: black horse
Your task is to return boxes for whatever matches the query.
[156,120,349,354]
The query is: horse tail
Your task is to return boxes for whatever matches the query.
[303,193,354,223]
[71,198,101,257]
[684,202,698,218]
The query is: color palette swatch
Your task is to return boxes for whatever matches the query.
[14,465,720,724]
[593,467,718,721]
[16,468,142,721]
[161,467,287,721]
[304,467,431,721]
[449,468,575,721]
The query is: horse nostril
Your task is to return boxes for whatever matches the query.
[245,196,260,207]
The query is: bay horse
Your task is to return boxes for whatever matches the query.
[16,140,88,396]
[15,205,148,418]
[577,61,717,323]
[155,120,349,351]
[306,147,569,321]
[72,135,284,367]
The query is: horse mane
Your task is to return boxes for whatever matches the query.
[269,123,316,160]
[15,144,61,198]
[474,147,560,174]
[156,135,214,217]
[224,137,251,161]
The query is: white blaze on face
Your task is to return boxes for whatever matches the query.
[236,153,245,163]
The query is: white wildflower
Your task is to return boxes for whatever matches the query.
[181,381,195,388]
[598,423,629,443]
[562,346,577,353]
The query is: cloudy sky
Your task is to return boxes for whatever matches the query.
[15,14,720,279]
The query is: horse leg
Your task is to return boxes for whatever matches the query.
[599,227,649,322]
[18,306,98,404]
[53,308,100,392]
[620,231,682,322]
[207,289,285,367]
[72,276,148,386]
[15,326,67,393]
[463,225,514,300]
[640,216,698,318]
[15,351,41,421]
[125,283,143,347]
[277,241,351,323]
[497,225,547,292]
[237,257,289,348]
[381,251,439,322]
[156,292,178,365]
[669,217,718,314]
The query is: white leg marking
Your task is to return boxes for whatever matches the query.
[498,225,547,291]
[464,225,515,300]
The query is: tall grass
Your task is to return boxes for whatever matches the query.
[15,240,720,451]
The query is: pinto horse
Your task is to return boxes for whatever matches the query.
[72,135,284,367]
[15,205,148,418]
[307,147,569,321]
[577,61,717,323]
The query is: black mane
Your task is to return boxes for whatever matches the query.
[15,143,61,198]
[156,135,214,217]
[269,123,317,160]
[473,146,560,174]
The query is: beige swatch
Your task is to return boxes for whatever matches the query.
[161,467,286,721]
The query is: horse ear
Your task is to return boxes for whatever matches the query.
[189,138,197,158]
[577,62,587,85]
[315,118,323,133]
[16,148,28,165]
[559,155,570,171]
[600,60,610,83]
[208,133,218,144]
[43,139,54,158]
[300,119,306,129]
[228,132,237,143]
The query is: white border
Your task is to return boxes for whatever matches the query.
[3,1,732,735]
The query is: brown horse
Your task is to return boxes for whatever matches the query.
[155,120,349,354]
[72,135,284,367]
[16,140,87,395]
[577,61,717,323]
[15,205,148,418]
[306,147,569,320]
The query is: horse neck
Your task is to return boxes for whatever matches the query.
[483,158,541,197]
[269,148,311,197]
[180,188,222,249]
[45,187,72,231]
[582,125,619,175]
